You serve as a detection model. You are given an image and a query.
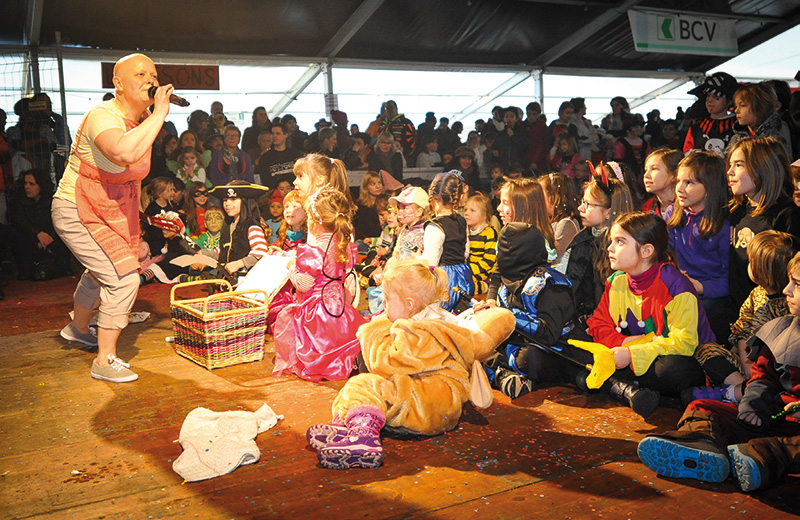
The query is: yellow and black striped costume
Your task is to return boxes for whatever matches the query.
[468,224,498,295]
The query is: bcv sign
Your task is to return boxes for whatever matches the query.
[628,9,738,56]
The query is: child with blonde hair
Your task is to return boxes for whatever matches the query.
[273,189,307,251]
[307,258,516,469]
[292,153,355,208]
[272,186,364,381]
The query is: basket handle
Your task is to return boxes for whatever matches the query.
[202,289,269,316]
[170,278,232,304]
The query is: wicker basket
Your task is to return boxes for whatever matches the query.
[170,280,268,369]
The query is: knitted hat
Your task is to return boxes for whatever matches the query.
[270,189,284,203]
[688,72,739,100]
[210,181,269,200]
[389,186,429,209]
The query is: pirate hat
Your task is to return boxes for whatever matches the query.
[210,181,269,200]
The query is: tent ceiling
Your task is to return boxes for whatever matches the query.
[2,0,799,74]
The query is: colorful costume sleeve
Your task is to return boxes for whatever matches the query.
[240,225,269,269]
[585,278,628,347]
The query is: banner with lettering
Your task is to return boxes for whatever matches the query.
[628,9,738,56]
[101,63,220,90]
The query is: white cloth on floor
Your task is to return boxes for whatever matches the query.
[173,403,283,482]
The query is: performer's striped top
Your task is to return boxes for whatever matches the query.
[468,223,498,295]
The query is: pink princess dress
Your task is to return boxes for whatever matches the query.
[272,234,365,381]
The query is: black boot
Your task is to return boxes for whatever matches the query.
[603,377,660,418]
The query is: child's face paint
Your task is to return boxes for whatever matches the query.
[205,213,224,234]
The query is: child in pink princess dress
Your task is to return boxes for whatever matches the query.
[272,186,365,381]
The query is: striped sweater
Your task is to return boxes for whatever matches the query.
[468,223,498,295]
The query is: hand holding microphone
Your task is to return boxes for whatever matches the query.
[148,86,190,107]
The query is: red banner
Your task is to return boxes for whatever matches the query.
[101,63,219,90]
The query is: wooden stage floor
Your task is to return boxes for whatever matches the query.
[1,275,798,519]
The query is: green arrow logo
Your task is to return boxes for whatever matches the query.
[661,17,674,40]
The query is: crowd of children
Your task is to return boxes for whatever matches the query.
[93,115,800,488]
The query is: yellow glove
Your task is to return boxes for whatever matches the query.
[567,339,616,389]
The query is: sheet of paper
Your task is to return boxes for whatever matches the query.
[236,254,292,302]
[171,254,218,268]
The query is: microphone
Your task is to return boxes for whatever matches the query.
[148,86,190,107]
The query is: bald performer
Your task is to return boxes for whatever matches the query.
[52,54,173,382]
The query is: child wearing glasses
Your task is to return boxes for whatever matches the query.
[563,164,633,325]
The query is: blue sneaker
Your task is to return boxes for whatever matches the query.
[728,444,763,492]
[637,436,729,483]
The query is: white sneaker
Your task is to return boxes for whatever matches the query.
[91,355,138,383]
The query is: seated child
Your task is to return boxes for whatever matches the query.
[266,189,308,331]
[682,231,795,407]
[638,251,800,492]
[204,182,269,283]
[641,148,681,218]
[476,222,576,399]
[180,206,225,282]
[564,167,633,326]
[665,152,731,342]
[272,190,307,251]
[175,146,209,188]
[306,258,516,469]
[365,186,430,313]
[464,193,497,295]
[422,171,473,311]
[182,182,212,242]
[359,198,398,286]
[390,186,429,260]
[728,230,796,378]
[197,207,224,250]
[140,177,189,284]
[272,186,364,381]
[538,171,580,265]
[583,211,712,416]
